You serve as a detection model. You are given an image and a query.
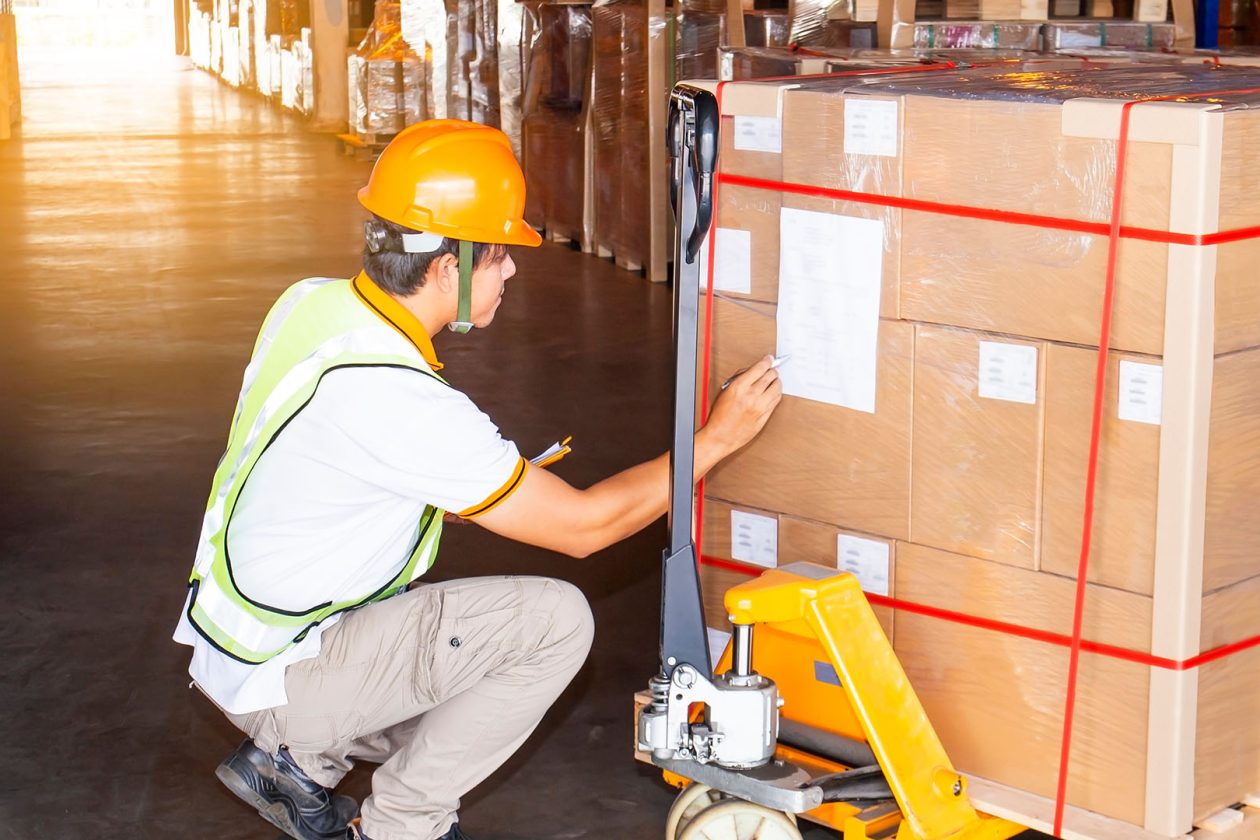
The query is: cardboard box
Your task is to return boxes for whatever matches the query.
[892,66,1260,355]
[697,500,896,639]
[704,298,914,540]
[892,542,1153,824]
[911,324,1045,569]
[1041,344,1162,594]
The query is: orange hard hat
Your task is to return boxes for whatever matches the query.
[358,119,542,248]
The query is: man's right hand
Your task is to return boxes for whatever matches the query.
[472,355,782,559]
[701,354,783,457]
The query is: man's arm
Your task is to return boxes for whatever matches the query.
[473,356,783,558]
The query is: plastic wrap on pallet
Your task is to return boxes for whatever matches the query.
[190,10,213,69]
[591,0,669,266]
[891,20,1043,49]
[788,0,879,46]
[676,11,726,81]
[223,26,242,86]
[237,12,254,90]
[210,18,223,73]
[350,1,426,135]
[1042,21,1176,51]
[268,34,283,97]
[469,0,500,127]
[817,19,877,47]
[281,45,299,109]
[300,30,314,114]
[444,0,475,120]
[743,10,790,46]
[497,0,525,155]
[522,1,592,234]
[400,0,449,118]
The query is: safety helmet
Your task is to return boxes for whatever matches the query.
[358,119,542,248]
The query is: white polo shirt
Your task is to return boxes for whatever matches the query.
[174,276,527,715]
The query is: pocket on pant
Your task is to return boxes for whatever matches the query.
[426,582,521,701]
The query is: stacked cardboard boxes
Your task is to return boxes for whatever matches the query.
[695,65,1260,837]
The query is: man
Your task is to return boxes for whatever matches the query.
[174,120,782,840]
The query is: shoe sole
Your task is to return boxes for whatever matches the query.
[215,760,313,840]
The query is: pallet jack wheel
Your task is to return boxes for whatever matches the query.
[676,798,803,840]
[666,783,728,839]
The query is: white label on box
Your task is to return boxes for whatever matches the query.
[707,627,732,669]
[733,116,782,154]
[1118,360,1163,425]
[978,341,1038,405]
[730,510,778,568]
[844,99,899,158]
[837,534,891,596]
[713,228,752,294]
[776,207,884,413]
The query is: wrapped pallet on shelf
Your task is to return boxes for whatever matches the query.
[1043,20,1178,50]
[347,0,425,142]
[788,0,881,45]
[694,62,1260,840]
[743,9,790,46]
[890,19,1044,48]
[591,0,671,279]
[521,0,594,248]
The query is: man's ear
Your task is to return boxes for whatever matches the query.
[426,253,460,293]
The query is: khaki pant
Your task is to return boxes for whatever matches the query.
[225,576,595,840]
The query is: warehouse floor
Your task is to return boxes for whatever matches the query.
[0,50,845,838]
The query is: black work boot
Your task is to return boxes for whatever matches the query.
[216,739,358,840]
[347,817,472,839]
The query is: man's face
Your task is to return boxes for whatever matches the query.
[468,251,517,328]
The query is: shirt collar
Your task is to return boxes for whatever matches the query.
[351,271,444,372]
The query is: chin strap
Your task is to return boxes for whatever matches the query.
[447,240,475,334]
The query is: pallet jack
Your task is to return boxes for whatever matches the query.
[635,83,1033,840]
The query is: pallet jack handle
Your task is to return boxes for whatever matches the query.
[659,84,721,680]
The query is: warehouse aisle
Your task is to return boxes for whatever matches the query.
[0,52,737,838]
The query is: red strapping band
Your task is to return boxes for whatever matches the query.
[698,553,1260,673]
[719,172,1260,247]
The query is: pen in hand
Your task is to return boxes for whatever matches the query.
[720,354,791,391]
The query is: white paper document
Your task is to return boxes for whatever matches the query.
[730,510,778,568]
[776,207,884,413]
[1118,360,1163,425]
[713,228,752,294]
[844,99,899,158]
[837,534,891,596]
[977,341,1039,405]
[733,116,782,153]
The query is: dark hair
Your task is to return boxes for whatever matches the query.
[362,214,508,297]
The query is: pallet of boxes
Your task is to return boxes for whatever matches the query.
[693,63,1260,840]
[344,0,425,153]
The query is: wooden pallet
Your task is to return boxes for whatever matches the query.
[595,241,649,276]
[544,220,594,254]
[336,131,394,158]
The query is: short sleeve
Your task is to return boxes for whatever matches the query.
[312,366,528,515]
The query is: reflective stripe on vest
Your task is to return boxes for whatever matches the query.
[186,278,446,664]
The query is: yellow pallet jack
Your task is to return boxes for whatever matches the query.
[635,83,1033,840]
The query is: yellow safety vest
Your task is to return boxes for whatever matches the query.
[185,277,445,664]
